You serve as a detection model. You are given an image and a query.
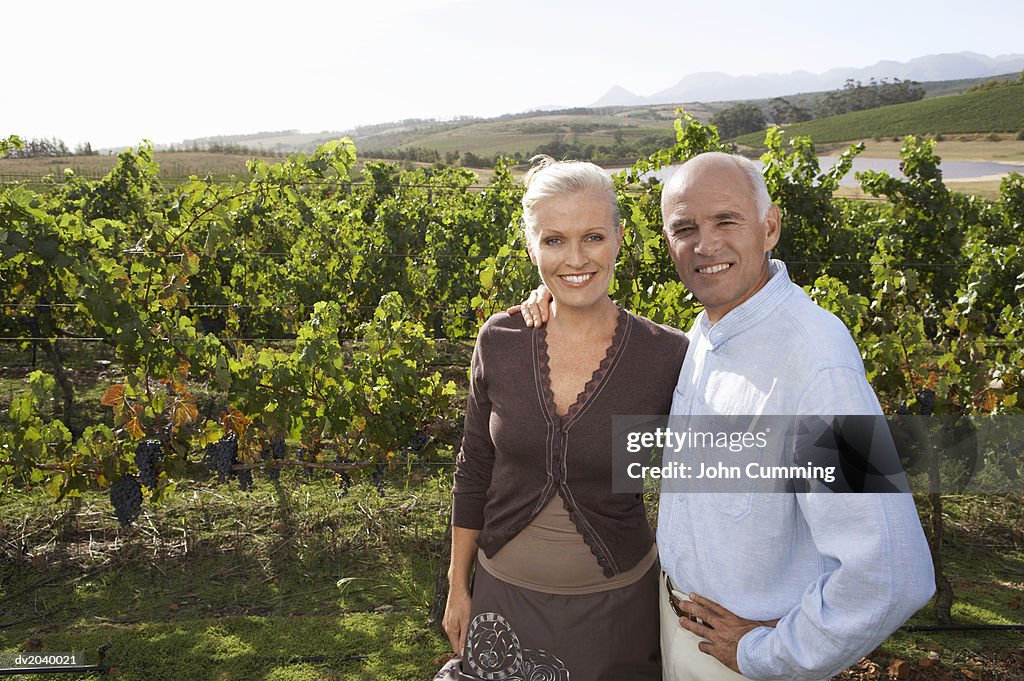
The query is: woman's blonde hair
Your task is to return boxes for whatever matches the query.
[521,155,620,240]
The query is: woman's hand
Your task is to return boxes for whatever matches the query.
[442,584,473,654]
[506,284,552,327]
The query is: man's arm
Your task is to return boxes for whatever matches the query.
[736,492,934,680]
[736,366,935,680]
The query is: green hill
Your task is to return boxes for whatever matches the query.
[734,82,1024,147]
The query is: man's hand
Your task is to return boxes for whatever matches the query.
[506,284,552,327]
[442,586,472,654]
[674,592,779,674]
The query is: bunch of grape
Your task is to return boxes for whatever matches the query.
[408,432,431,453]
[110,477,143,527]
[371,462,387,496]
[265,436,286,481]
[205,433,238,483]
[298,448,315,482]
[896,388,937,417]
[237,466,253,492]
[135,439,162,489]
[334,453,352,494]
[915,389,936,417]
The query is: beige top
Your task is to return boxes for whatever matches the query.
[477,497,658,595]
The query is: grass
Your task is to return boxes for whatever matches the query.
[1,477,1022,680]
[0,470,455,680]
[734,83,1024,148]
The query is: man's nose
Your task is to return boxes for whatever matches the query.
[694,230,722,255]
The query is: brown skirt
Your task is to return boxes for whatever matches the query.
[456,560,662,681]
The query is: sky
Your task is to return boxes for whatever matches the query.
[3,0,1023,150]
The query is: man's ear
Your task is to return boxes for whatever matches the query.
[764,205,781,252]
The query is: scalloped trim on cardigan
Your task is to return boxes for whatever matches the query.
[536,306,627,423]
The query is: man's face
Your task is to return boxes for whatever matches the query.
[661,159,780,324]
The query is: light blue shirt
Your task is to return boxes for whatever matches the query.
[657,260,935,681]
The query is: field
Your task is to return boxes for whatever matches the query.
[0,151,508,192]
[2,468,1022,680]
[0,472,455,680]
[734,83,1024,147]
[0,152,286,184]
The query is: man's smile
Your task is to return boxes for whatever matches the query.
[696,263,732,275]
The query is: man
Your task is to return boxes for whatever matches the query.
[519,152,935,680]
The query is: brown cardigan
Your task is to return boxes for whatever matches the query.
[452,308,688,577]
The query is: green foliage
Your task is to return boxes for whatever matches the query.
[0,134,24,157]
[759,128,864,283]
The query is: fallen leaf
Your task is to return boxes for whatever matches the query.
[887,659,910,680]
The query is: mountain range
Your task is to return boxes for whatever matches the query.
[591,51,1024,106]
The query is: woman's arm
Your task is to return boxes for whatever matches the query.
[446,322,495,653]
[443,525,481,653]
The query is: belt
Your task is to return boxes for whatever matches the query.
[665,573,710,627]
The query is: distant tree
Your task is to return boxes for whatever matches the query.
[711,103,767,139]
[767,97,813,125]
[460,151,488,168]
[4,136,72,158]
[816,78,924,117]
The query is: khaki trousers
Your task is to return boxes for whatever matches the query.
[660,572,748,681]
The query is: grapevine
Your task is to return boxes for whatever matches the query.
[0,125,1019,578]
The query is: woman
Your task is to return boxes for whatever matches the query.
[442,156,687,680]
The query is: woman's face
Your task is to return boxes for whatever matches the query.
[527,189,622,313]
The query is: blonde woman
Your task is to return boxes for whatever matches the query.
[442,156,687,680]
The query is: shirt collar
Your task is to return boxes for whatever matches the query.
[696,259,793,348]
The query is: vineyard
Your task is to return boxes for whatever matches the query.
[1,118,1024,679]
